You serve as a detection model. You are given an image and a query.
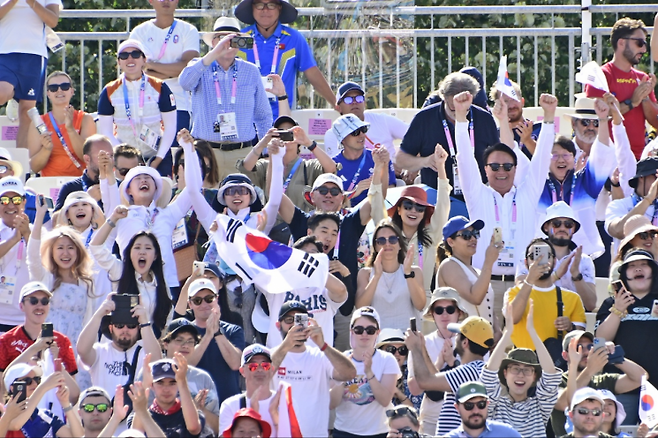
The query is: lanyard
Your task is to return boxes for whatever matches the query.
[81,173,90,192]
[147,207,159,229]
[85,228,93,248]
[547,172,577,205]
[122,74,146,136]
[47,112,82,169]
[347,152,368,192]
[418,240,424,269]
[212,62,238,106]
[282,158,303,193]
[493,191,517,227]
[157,19,177,60]
[252,37,281,74]
[442,109,475,158]
[632,193,658,225]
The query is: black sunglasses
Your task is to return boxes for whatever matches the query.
[386,406,418,419]
[82,403,109,413]
[117,167,132,177]
[24,296,50,306]
[118,50,144,60]
[454,229,480,240]
[350,126,369,136]
[15,376,42,386]
[113,324,138,330]
[433,305,457,315]
[622,37,647,48]
[486,163,515,172]
[579,119,599,128]
[576,408,603,416]
[190,295,216,306]
[341,95,365,105]
[315,186,342,197]
[401,199,426,213]
[550,219,575,229]
[382,345,408,356]
[375,235,400,246]
[462,400,487,410]
[47,83,72,92]
[352,325,377,335]
[637,230,658,240]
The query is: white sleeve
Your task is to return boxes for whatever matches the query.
[100,179,120,218]
[455,121,487,205]
[89,243,124,282]
[27,237,49,284]
[521,122,555,204]
[156,110,178,160]
[261,148,284,234]
[182,140,216,232]
[97,116,120,146]
[612,122,637,197]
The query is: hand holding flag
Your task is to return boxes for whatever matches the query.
[576,61,624,120]
[496,55,520,102]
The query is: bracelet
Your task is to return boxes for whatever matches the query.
[320,342,328,351]
[307,140,318,152]
[610,306,628,318]
[107,219,116,228]
[62,405,74,413]
[610,180,621,187]
[543,120,555,124]
[139,322,151,328]
[523,279,534,288]
[367,374,376,381]
[277,94,288,101]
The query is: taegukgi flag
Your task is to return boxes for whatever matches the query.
[496,55,520,101]
[640,375,658,428]
[213,215,329,293]
[575,61,610,92]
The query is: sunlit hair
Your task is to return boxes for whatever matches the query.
[40,227,95,298]
[366,219,407,267]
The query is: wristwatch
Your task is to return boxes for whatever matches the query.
[277,94,288,101]
[623,99,633,110]
[307,141,318,151]
[404,271,415,279]
[571,273,583,282]
[214,326,225,337]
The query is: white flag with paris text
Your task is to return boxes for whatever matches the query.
[640,375,658,428]
[212,215,329,293]
[496,55,520,101]
[575,61,610,92]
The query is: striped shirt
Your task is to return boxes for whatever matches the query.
[437,360,486,436]
[480,367,562,438]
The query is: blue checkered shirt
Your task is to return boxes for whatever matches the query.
[179,57,273,142]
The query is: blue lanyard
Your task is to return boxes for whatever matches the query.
[157,19,177,60]
[282,158,303,193]
[347,152,368,192]
[47,112,82,169]
[122,74,146,136]
[85,228,93,248]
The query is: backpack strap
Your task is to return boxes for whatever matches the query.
[556,286,564,340]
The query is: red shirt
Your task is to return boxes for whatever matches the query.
[0,326,78,374]
[586,62,657,159]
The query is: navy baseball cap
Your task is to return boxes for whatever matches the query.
[337,81,364,103]
[165,318,199,340]
[273,115,298,129]
[151,359,176,382]
[278,301,308,320]
[442,216,484,241]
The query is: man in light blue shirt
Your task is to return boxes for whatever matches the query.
[444,382,522,438]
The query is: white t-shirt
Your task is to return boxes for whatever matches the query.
[324,111,409,158]
[274,347,335,437]
[407,330,459,379]
[219,392,275,434]
[130,19,200,111]
[86,341,146,397]
[264,288,345,348]
[334,349,401,435]
[0,0,62,57]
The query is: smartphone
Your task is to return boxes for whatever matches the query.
[111,294,140,325]
[275,130,294,141]
[409,317,417,332]
[38,195,54,209]
[230,36,254,49]
[12,380,27,403]
[652,299,658,317]
[294,313,309,327]
[54,358,63,372]
[608,345,625,364]
[593,337,607,351]
[493,227,503,245]
[611,280,624,295]
[41,322,54,338]
[193,261,205,274]
[533,243,550,265]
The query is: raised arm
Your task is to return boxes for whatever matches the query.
[261,140,284,234]
[173,353,202,435]
[359,146,389,225]
[485,302,514,371]
[26,198,48,283]
[523,94,557,203]
[556,337,583,412]
[77,296,115,367]
[405,329,451,392]
[179,130,216,232]
[308,321,356,381]
[454,92,487,202]
[595,289,633,342]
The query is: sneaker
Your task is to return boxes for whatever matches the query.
[5,99,18,123]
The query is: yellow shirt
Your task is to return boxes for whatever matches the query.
[505,284,586,349]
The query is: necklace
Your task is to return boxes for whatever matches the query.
[380,271,396,295]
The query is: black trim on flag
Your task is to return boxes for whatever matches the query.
[227,218,242,243]
[234,262,253,281]
[297,253,320,278]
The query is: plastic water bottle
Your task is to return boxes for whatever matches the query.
[27,108,48,135]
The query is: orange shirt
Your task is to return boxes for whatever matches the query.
[40,110,86,177]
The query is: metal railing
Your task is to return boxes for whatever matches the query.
[47,3,655,112]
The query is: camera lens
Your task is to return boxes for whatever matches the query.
[236,38,246,48]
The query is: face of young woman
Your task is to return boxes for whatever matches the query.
[127,174,157,204]
[66,201,93,230]
[53,236,78,270]
[130,235,157,276]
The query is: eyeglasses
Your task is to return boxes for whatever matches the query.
[579,119,599,128]
[341,95,365,105]
[15,376,42,386]
[386,406,418,420]
[23,296,50,306]
[350,126,369,136]
[581,343,594,351]
[352,325,378,335]
[118,50,144,60]
[82,403,109,413]
[462,400,487,411]
[454,229,480,240]
[576,408,603,416]
[375,235,400,246]
[0,196,23,205]
[113,324,138,330]
[507,366,535,376]
[190,295,216,306]
[171,338,197,347]
[315,186,342,197]
[247,362,272,372]
[0,165,11,174]
[622,37,647,48]
[382,345,408,356]
[253,2,280,10]
[47,83,72,93]
[637,230,658,240]
[550,219,575,229]
[433,305,457,315]
[551,153,574,161]
[401,200,427,213]
[486,163,515,172]
[224,186,251,197]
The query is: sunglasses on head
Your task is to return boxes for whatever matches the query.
[190,295,216,306]
[486,163,515,172]
[386,406,418,420]
[224,186,251,197]
[637,230,658,240]
[82,403,109,413]
[454,229,480,240]
[382,345,408,356]
[15,376,41,386]
[352,325,378,335]
[401,199,426,213]
[622,37,647,48]
[113,324,138,330]
[0,196,23,205]
[24,296,50,306]
[462,400,487,410]
[350,126,369,136]
[118,50,144,60]
[576,407,602,416]
[579,119,599,128]
[341,95,365,105]
[247,362,272,372]
[550,219,575,229]
[315,186,342,197]
[375,235,399,246]
[47,83,72,93]
[433,305,456,315]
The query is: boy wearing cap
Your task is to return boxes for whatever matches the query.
[406,315,493,436]
[563,387,611,438]
[444,381,521,438]
[97,39,177,177]
[78,386,113,438]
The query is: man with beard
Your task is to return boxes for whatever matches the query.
[586,17,658,160]
[505,238,586,350]
[516,202,597,311]
[444,382,521,437]
[563,388,611,438]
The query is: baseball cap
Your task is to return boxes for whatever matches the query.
[278,301,308,320]
[188,278,218,298]
[273,115,299,129]
[0,176,25,197]
[151,359,177,382]
[19,281,52,301]
[311,173,345,193]
[165,318,199,340]
[447,316,494,349]
[337,81,365,103]
[332,114,370,143]
[241,344,272,367]
[3,363,42,390]
[350,306,381,328]
[118,39,147,55]
[456,381,488,403]
[79,386,112,405]
[562,329,594,352]
[570,387,605,411]
[442,215,484,241]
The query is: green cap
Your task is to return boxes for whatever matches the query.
[456,381,488,403]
